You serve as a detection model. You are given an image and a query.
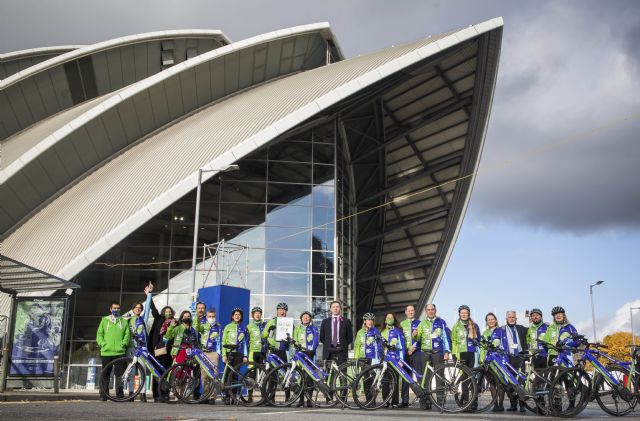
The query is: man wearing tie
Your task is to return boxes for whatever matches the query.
[320,300,353,365]
[493,310,527,412]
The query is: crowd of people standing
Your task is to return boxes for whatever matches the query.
[96,283,579,411]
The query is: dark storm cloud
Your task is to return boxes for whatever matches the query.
[1,0,638,234]
[470,0,640,233]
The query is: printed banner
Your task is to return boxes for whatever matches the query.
[275,317,294,341]
[10,299,65,376]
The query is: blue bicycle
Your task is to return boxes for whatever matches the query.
[351,339,476,412]
[261,337,366,408]
[547,335,639,417]
[472,337,557,414]
[159,343,264,405]
[99,338,169,402]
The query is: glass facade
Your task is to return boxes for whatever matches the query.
[63,120,355,389]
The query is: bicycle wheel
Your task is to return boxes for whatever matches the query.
[548,367,591,418]
[331,359,367,409]
[522,366,556,416]
[228,362,266,407]
[593,365,637,416]
[351,364,396,410]
[261,363,304,407]
[470,367,499,412]
[161,362,215,404]
[99,356,145,402]
[426,360,477,413]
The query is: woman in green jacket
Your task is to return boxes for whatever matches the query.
[221,308,248,405]
[479,312,499,363]
[165,310,199,363]
[481,312,502,412]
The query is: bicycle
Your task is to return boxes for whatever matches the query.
[540,337,592,418]
[549,335,639,417]
[261,337,365,408]
[159,343,264,405]
[99,338,169,402]
[351,339,477,412]
[471,337,557,414]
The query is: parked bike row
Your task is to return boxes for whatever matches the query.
[96,284,639,416]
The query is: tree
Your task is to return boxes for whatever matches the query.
[601,331,640,363]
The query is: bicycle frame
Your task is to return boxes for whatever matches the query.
[189,347,223,381]
[481,344,549,399]
[127,344,165,379]
[484,351,524,386]
[578,347,633,389]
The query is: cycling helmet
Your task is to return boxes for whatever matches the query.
[300,311,313,320]
[276,302,288,311]
[363,312,375,320]
[231,307,244,315]
[551,306,565,315]
[251,306,263,315]
[458,305,471,313]
[530,308,543,316]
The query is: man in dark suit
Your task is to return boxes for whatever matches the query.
[501,310,528,412]
[319,300,353,365]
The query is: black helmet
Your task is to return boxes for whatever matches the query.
[251,306,262,314]
[231,307,243,315]
[363,312,375,320]
[300,311,313,320]
[551,306,565,315]
[458,305,470,313]
[530,308,543,316]
[276,302,288,311]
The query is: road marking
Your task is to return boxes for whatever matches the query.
[253,408,342,415]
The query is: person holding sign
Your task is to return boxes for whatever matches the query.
[262,302,290,364]
[293,311,319,407]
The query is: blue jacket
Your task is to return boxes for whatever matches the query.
[381,326,406,360]
[294,323,320,353]
[354,327,383,363]
[201,322,223,353]
[416,317,450,355]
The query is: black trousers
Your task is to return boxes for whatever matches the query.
[533,355,548,370]
[507,354,524,409]
[225,352,245,399]
[152,353,172,400]
[401,351,424,404]
[457,351,476,409]
[100,354,125,398]
[420,352,445,407]
[326,350,348,399]
[326,350,347,366]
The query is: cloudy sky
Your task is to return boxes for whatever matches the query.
[2,0,639,338]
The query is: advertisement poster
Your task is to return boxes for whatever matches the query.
[10,299,66,376]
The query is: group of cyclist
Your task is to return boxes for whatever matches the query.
[97,282,580,411]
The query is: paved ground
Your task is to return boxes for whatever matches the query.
[0,400,628,421]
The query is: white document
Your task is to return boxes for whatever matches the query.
[275,317,294,341]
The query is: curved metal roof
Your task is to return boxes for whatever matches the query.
[2,19,502,314]
[0,30,230,142]
[0,23,341,236]
[0,46,83,80]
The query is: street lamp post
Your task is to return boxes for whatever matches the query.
[631,306,640,346]
[191,164,239,302]
[589,280,604,342]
